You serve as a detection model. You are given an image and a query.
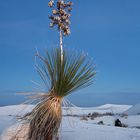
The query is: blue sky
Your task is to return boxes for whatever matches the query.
[0,0,140,106]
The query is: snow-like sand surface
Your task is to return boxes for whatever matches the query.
[0,104,140,140]
[63,104,132,115]
[125,104,140,115]
[61,117,140,140]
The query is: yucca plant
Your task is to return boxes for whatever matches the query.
[27,48,95,140]
[25,0,96,140]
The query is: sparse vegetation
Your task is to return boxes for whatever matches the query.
[81,115,88,121]
[121,123,128,128]
[120,113,128,118]
[97,121,104,125]
[86,112,114,120]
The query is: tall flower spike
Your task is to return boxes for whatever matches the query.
[48,0,73,36]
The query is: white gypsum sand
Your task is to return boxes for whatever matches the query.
[0,104,140,140]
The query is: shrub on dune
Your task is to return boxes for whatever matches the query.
[27,48,96,140]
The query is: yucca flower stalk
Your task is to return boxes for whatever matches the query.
[48,0,73,62]
[25,0,96,140]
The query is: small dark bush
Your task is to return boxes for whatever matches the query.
[87,113,91,117]
[114,119,122,127]
[121,123,128,128]
[104,112,114,116]
[81,115,88,121]
[97,121,104,125]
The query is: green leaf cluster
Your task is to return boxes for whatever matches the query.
[36,48,96,97]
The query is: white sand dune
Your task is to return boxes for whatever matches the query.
[124,103,140,115]
[0,104,140,140]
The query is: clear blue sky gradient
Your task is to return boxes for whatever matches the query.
[0,0,140,106]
